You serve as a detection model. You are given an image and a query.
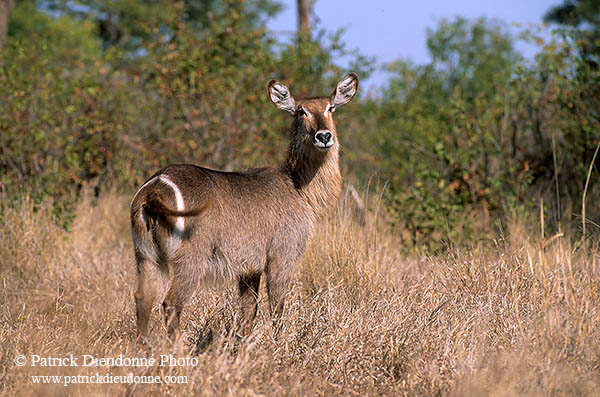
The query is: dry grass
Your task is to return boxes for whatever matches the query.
[1,191,600,396]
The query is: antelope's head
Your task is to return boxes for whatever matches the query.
[268,73,359,155]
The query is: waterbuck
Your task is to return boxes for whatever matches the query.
[130,73,358,339]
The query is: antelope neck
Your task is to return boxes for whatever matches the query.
[281,144,342,219]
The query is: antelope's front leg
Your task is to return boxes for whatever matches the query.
[265,255,295,325]
[238,272,262,336]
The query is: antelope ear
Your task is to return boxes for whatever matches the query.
[330,72,358,109]
[268,80,296,115]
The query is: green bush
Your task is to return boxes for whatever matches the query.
[349,20,600,251]
[1,2,598,251]
[0,0,372,227]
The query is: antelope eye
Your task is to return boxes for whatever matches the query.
[296,106,306,116]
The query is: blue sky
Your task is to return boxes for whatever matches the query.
[267,0,559,92]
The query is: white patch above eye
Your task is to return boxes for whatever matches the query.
[301,106,312,118]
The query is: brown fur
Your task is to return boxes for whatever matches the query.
[130,74,358,339]
[145,190,208,217]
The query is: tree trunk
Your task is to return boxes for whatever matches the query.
[297,0,312,38]
[0,0,15,48]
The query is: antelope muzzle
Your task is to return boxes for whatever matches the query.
[314,130,334,150]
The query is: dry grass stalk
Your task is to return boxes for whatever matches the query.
[1,192,599,396]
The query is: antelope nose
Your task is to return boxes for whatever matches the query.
[316,131,332,144]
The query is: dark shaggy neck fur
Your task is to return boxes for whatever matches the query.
[281,120,342,220]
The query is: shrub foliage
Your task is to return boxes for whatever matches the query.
[0,1,598,249]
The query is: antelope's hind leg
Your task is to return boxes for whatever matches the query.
[134,254,165,338]
[162,261,199,341]
[238,273,262,336]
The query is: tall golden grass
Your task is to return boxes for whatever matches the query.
[1,191,599,396]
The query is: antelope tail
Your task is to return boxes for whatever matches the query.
[144,190,208,217]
